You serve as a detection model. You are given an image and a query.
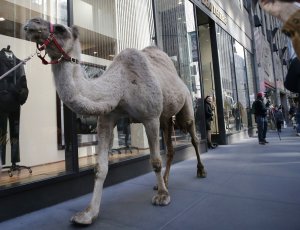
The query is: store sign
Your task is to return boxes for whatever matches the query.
[201,0,227,25]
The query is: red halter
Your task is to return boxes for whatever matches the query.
[36,22,80,65]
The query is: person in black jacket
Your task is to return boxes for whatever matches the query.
[252,92,269,145]
[274,105,284,132]
[204,95,216,149]
[0,46,29,166]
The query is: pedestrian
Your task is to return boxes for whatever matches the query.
[204,95,217,149]
[274,105,284,132]
[278,104,286,124]
[252,92,269,145]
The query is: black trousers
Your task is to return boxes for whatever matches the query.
[276,120,283,131]
[0,107,21,165]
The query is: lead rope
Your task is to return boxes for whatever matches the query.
[0,52,36,81]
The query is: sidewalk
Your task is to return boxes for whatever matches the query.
[1,127,300,230]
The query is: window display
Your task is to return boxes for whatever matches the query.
[232,40,250,131]
[0,0,157,186]
[0,0,68,187]
[216,25,238,133]
[0,45,30,177]
[216,25,252,134]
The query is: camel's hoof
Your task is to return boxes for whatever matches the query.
[197,168,207,178]
[70,211,96,225]
[152,192,171,206]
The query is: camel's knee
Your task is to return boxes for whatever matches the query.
[166,152,174,161]
[176,117,194,134]
[185,119,193,127]
[192,135,199,144]
[150,158,162,173]
[94,164,108,180]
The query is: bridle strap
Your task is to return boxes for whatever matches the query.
[36,22,80,65]
[50,22,54,33]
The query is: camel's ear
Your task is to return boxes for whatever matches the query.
[71,26,79,39]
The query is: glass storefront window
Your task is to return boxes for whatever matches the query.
[0,0,68,188]
[245,50,256,127]
[69,0,155,169]
[216,25,252,134]
[232,40,250,131]
[154,0,204,142]
[216,25,237,133]
[0,0,156,187]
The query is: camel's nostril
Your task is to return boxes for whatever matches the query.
[24,26,28,31]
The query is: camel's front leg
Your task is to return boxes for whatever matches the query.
[144,118,170,206]
[71,116,114,225]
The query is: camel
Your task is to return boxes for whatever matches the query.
[24,17,206,225]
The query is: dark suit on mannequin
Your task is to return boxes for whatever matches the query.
[0,46,29,166]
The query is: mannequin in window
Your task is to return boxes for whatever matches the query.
[0,45,29,174]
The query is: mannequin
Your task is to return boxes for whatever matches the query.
[0,45,30,176]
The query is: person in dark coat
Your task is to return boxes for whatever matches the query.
[252,92,269,145]
[204,95,216,149]
[274,105,284,132]
[0,46,29,166]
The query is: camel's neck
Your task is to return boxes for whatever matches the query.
[49,39,123,115]
[52,62,83,104]
[51,60,122,116]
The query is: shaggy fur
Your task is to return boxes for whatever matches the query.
[24,17,206,225]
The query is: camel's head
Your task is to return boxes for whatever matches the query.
[24,17,79,60]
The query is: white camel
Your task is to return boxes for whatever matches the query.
[24,17,206,225]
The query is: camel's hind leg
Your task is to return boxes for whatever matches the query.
[144,118,170,206]
[162,118,175,188]
[71,115,116,225]
[176,101,207,178]
[187,120,207,178]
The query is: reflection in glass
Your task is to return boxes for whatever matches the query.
[216,25,252,134]
[216,25,237,133]
[245,50,256,127]
[155,0,204,142]
[72,0,155,169]
[233,40,249,131]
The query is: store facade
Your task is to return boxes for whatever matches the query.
[1,0,258,220]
